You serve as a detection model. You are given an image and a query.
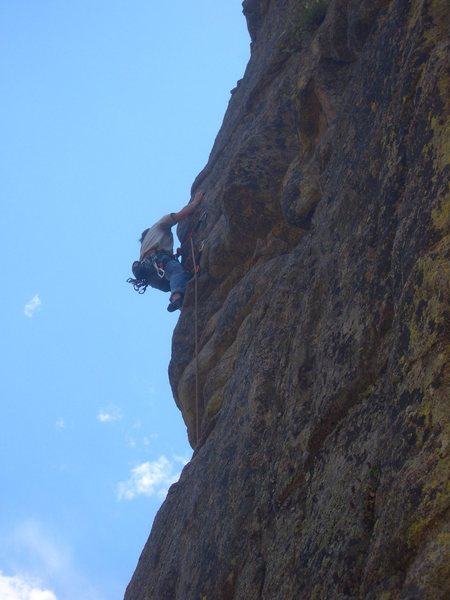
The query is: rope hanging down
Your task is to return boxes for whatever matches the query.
[187,210,209,447]
[190,237,200,447]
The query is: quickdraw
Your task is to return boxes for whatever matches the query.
[127,277,148,294]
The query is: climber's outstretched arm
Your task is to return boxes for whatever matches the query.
[162,190,204,225]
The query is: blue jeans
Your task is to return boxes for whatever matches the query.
[157,252,191,298]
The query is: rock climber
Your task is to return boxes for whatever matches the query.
[136,190,204,312]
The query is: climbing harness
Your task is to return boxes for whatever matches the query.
[127,253,171,294]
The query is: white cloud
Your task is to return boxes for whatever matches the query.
[4,521,105,600]
[11,522,66,575]
[142,434,159,447]
[96,405,122,423]
[24,295,41,318]
[117,456,181,501]
[55,418,64,430]
[126,432,158,449]
[0,572,57,600]
[174,455,190,467]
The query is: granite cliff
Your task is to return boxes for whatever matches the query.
[125,0,449,598]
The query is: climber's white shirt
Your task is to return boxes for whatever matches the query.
[140,214,176,259]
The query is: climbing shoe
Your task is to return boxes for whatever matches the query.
[167,297,183,312]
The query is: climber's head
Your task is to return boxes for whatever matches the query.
[139,228,149,243]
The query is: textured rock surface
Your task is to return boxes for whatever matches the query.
[125,0,449,598]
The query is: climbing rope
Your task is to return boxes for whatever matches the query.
[182,210,208,447]
[190,236,200,447]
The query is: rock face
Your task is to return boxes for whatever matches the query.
[125,0,449,598]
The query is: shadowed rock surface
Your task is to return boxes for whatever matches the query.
[125,0,449,598]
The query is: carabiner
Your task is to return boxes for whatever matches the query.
[151,256,166,279]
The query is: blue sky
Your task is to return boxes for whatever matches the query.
[0,2,249,598]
